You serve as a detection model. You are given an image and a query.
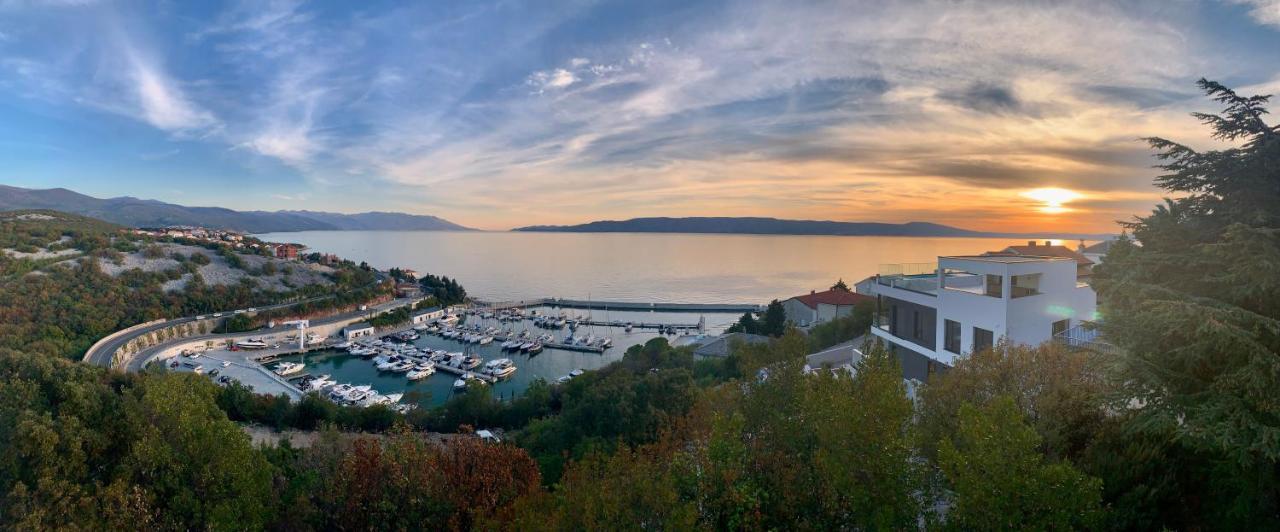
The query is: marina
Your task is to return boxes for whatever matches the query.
[260,305,741,407]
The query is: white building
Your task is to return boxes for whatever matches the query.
[411,307,445,325]
[866,255,1097,381]
[342,322,375,340]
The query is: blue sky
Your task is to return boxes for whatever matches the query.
[2,0,1280,231]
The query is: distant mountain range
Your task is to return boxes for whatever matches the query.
[514,217,1115,240]
[0,185,471,233]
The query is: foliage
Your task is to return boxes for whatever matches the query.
[938,397,1103,530]
[419,273,466,305]
[831,278,850,291]
[1092,79,1280,521]
[728,299,786,337]
[806,299,875,351]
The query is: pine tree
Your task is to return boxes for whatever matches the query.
[1092,80,1280,494]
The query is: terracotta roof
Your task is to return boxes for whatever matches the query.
[788,289,875,309]
[989,244,1094,266]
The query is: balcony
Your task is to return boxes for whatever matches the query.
[877,263,939,295]
[1054,321,1121,355]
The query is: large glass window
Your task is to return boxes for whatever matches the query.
[1052,319,1070,337]
[1011,273,1042,298]
[912,310,923,340]
[945,319,961,354]
[973,327,994,352]
[984,274,1003,298]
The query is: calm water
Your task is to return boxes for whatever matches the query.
[257,231,1080,303]
[257,231,1084,406]
[274,307,739,407]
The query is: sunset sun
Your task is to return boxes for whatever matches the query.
[1022,187,1083,214]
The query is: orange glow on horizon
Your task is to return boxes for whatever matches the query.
[1022,187,1083,214]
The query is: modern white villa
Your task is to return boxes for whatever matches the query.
[865,254,1098,381]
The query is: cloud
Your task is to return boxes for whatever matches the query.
[122,48,217,132]
[527,68,577,92]
[1228,0,1280,27]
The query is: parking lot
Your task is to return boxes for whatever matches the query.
[167,349,303,401]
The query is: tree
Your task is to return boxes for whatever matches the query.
[724,311,758,334]
[938,397,1103,530]
[831,278,850,291]
[122,373,274,530]
[759,299,786,337]
[1091,80,1280,519]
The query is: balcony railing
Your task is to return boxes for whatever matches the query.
[1054,321,1122,356]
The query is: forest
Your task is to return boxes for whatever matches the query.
[0,80,1277,529]
[0,212,388,360]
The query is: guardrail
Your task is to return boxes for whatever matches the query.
[81,318,167,365]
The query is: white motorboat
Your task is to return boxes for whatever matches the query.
[305,374,336,391]
[273,362,305,375]
[453,378,468,392]
[569,369,585,377]
[483,358,517,379]
[477,335,493,345]
[389,360,415,373]
[407,364,435,381]
[527,342,543,353]
[235,339,269,350]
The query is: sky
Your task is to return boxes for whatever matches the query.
[2,0,1280,232]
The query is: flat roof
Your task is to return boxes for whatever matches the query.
[940,254,1073,264]
[344,322,373,330]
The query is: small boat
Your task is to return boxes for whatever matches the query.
[334,341,353,349]
[235,339,269,350]
[453,378,468,392]
[460,355,482,370]
[477,335,493,345]
[557,375,572,384]
[520,341,535,351]
[407,364,435,381]
[389,360,415,373]
[274,362,305,375]
[527,342,543,354]
[569,369,585,377]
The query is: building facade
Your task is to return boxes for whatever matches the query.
[866,255,1097,381]
[781,289,874,328]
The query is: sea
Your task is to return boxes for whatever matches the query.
[257,231,1087,406]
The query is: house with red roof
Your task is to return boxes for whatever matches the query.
[781,288,875,327]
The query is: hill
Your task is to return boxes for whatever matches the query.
[514,216,1113,240]
[0,185,471,233]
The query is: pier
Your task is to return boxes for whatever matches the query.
[478,297,760,313]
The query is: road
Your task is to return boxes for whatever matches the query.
[84,273,390,368]
[123,297,413,372]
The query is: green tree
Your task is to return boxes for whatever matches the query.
[939,397,1103,530]
[830,278,850,291]
[759,299,786,337]
[122,373,274,530]
[724,311,758,334]
[1092,79,1280,521]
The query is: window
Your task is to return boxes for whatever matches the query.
[973,327,994,353]
[984,274,1003,298]
[945,319,961,354]
[912,310,923,340]
[1011,273,1042,298]
[1052,319,1070,338]
[889,305,898,336]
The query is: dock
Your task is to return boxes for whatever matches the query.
[477,297,759,313]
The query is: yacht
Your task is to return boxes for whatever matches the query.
[460,355,482,370]
[569,369,585,377]
[389,360,415,373]
[453,378,468,392]
[477,335,493,345]
[527,342,543,354]
[274,362,305,375]
[235,339,269,350]
[519,341,535,351]
[484,358,517,379]
[376,356,402,371]
[407,364,435,381]
[304,374,336,391]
